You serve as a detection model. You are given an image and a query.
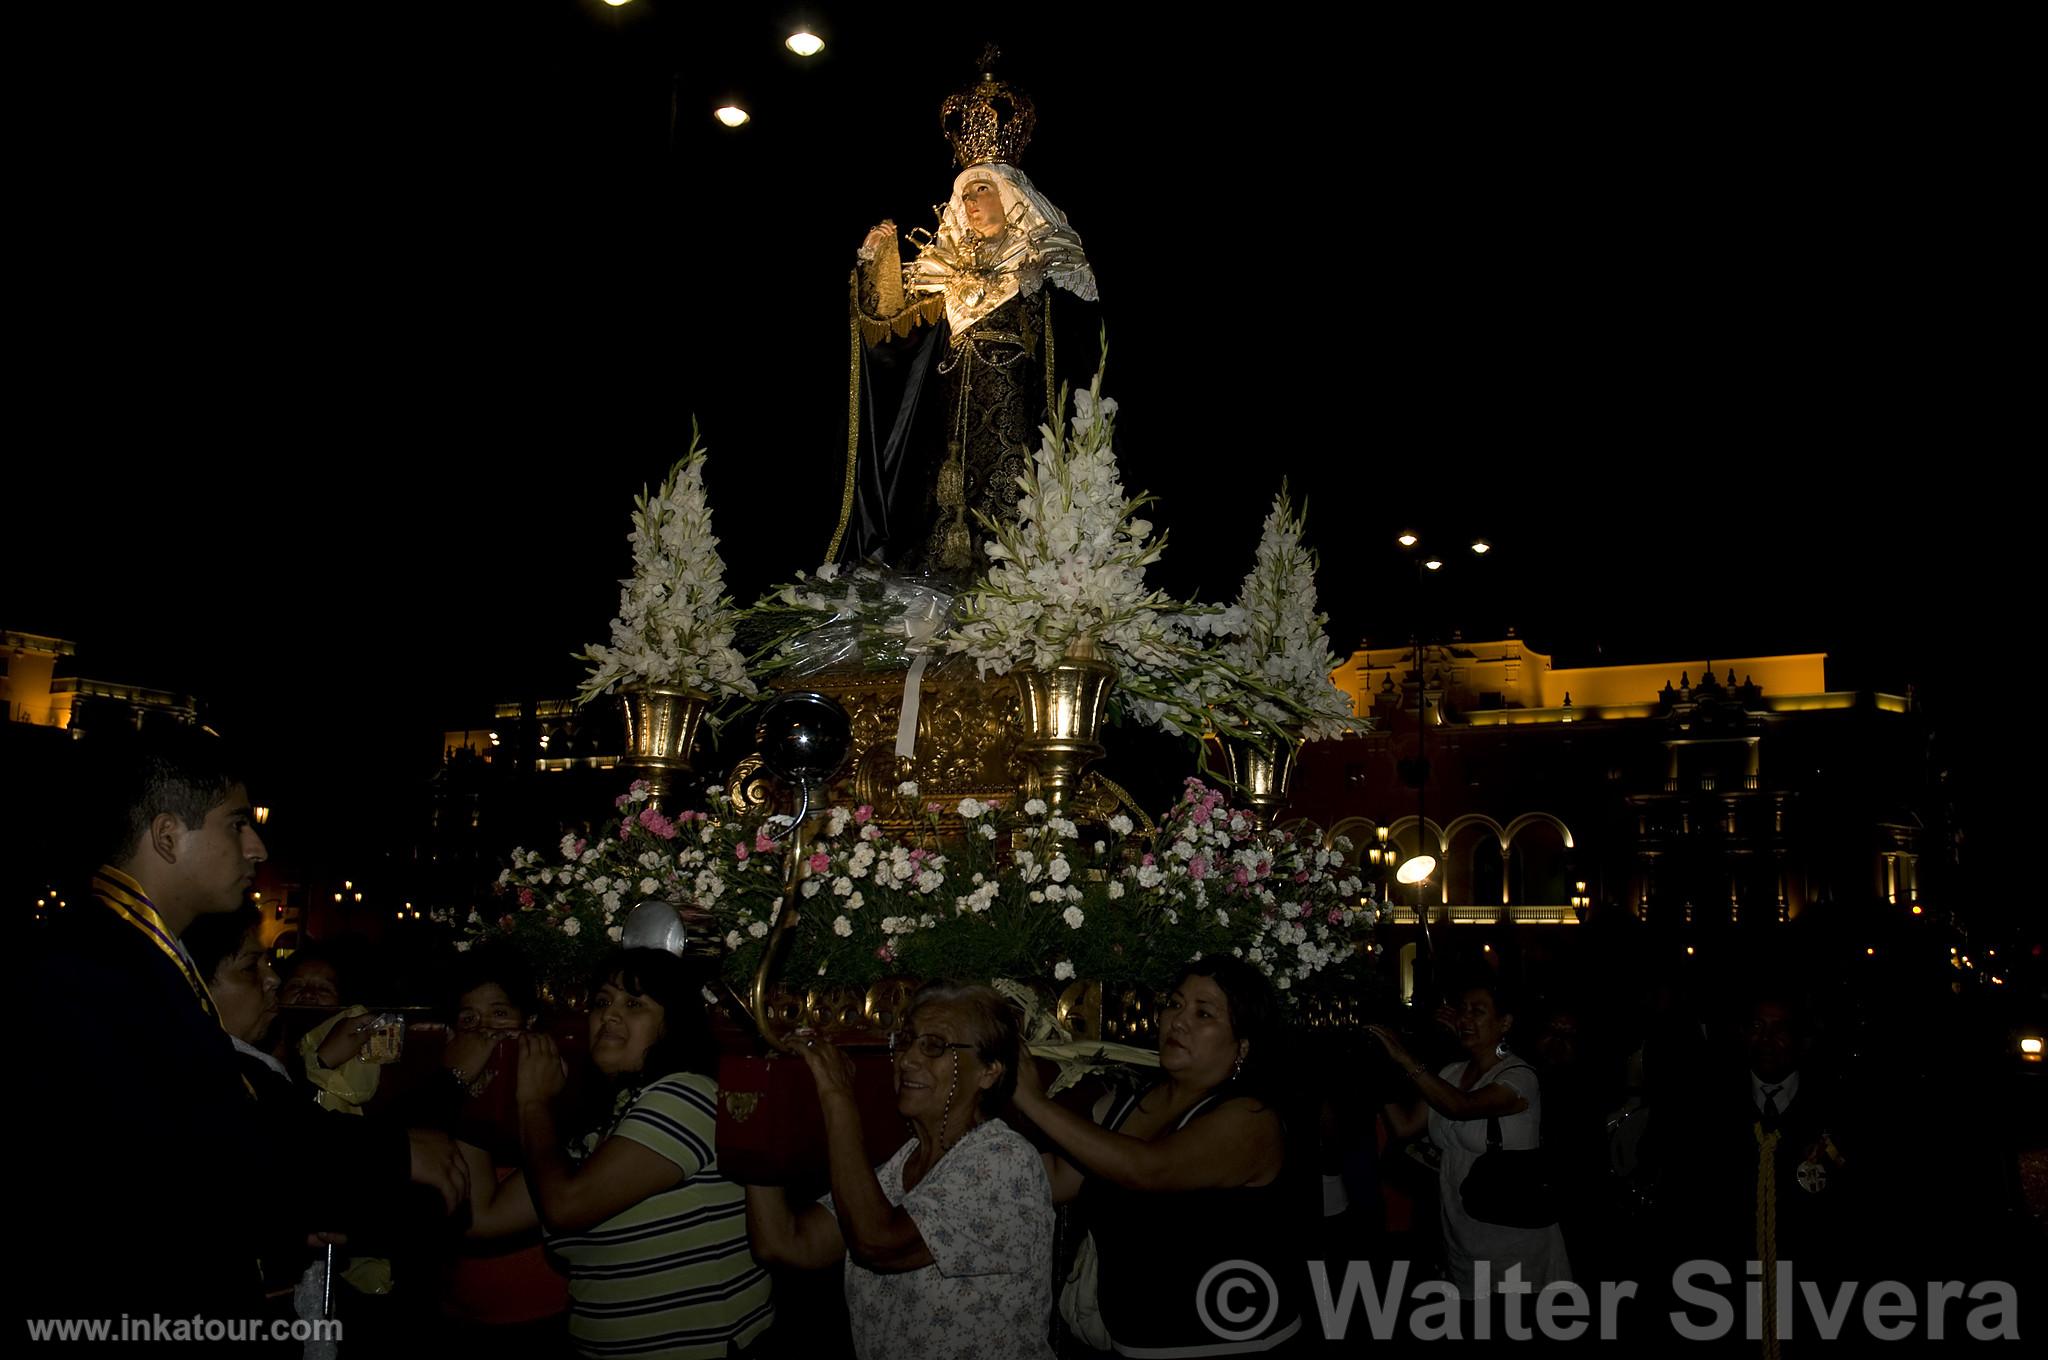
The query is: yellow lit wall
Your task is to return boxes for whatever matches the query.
[1332,639,1828,715]
[1542,654,1827,710]
[2,632,74,726]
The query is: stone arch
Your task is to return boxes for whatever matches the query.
[1443,815,1508,906]
[1507,814,1573,906]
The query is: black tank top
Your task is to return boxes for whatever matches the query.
[1082,1086,1304,1355]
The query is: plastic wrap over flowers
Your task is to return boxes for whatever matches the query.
[746,566,982,678]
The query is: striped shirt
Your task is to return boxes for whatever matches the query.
[550,1072,774,1357]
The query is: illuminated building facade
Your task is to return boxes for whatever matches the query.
[1292,637,1944,947]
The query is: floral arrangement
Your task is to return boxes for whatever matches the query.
[576,428,756,706]
[1214,486,1363,744]
[475,781,786,978]
[474,779,1386,1000]
[941,367,1366,761]
[948,368,1184,677]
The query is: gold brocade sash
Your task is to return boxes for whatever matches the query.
[93,865,255,1101]
[93,865,221,1021]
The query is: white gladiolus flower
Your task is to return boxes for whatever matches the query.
[578,438,756,705]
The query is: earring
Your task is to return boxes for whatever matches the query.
[1232,1054,1245,1082]
[1495,1039,1511,1058]
[936,1051,959,1152]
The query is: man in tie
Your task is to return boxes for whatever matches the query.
[1659,989,1864,1342]
[23,726,469,1327]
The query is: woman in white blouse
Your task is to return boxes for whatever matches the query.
[1368,978,1572,1299]
[745,981,1055,1360]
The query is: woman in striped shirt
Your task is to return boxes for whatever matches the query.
[464,949,773,1357]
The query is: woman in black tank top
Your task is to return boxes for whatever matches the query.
[1012,956,1307,1355]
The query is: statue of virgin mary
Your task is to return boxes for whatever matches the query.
[827,54,1099,575]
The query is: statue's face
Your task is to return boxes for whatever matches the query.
[960,180,1006,238]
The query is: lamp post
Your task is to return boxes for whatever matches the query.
[1392,529,1496,964]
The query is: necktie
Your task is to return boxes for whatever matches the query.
[1761,1085,1782,1120]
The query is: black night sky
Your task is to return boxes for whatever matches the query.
[8,4,2023,876]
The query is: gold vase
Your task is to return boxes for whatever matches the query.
[1012,637,1117,813]
[619,684,710,806]
[1216,727,1299,829]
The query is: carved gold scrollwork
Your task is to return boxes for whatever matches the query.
[864,977,920,1034]
[726,754,776,817]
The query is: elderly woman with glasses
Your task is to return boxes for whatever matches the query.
[745,980,1055,1360]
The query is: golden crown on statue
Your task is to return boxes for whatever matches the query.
[941,45,1037,168]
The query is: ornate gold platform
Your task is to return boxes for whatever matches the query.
[729,661,1138,830]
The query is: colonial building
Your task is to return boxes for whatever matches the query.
[1291,637,1945,963]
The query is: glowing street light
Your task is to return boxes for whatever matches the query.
[785,31,824,56]
[1470,539,1492,554]
[715,106,750,128]
[1397,531,1419,548]
[1423,557,1444,572]
[1396,855,1436,886]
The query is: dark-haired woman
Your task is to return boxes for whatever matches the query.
[1011,955,1305,1355]
[464,949,773,1358]
[422,947,568,1344]
[1368,979,1571,1299]
[744,980,1055,1360]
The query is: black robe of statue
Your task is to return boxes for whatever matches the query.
[832,281,1098,575]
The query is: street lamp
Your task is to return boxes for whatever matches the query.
[1388,527,1499,965]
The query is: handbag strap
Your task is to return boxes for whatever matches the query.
[1482,1061,1534,1151]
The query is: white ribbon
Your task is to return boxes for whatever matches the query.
[894,601,945,760]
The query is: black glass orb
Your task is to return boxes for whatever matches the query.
[755,691,852,786]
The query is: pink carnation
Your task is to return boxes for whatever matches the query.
[516,887,535,909]
[1191,806,1210,826]
[1141,853,1156,867]
[1189,856,1209,881]
[639,807,677,840]
[876,945,895,963]
[498,914,516,931]
[808,851,831,873]
[755,830,776,853]
[734,843,749,861]
[854,804,873,824]
[1295,870,1311,884]
[1233,866,1252,887]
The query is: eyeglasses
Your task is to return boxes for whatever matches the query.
[889,1031,976,1060]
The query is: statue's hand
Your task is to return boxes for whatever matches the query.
[858,222,897,263]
